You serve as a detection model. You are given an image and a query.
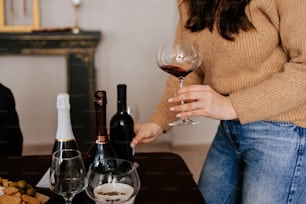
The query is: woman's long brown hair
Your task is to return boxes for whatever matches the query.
[184,0,254,41]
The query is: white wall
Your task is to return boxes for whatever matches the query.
[0,0,217,147]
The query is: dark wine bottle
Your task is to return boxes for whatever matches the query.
[110,84,135,161]
[85,90,117,169]
[52,93,79,153]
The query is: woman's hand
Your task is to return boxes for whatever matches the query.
[168,85,237,120]
[131,122,163,147]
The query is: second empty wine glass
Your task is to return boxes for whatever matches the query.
[127,103,139,122]
[50,149,87,204]
[156,41,202,126]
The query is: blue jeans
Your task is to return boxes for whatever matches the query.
[198,120,306,204]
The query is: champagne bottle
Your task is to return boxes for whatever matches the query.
[85,90,117,169]
[110,84,135,161]
[52,93,79,153]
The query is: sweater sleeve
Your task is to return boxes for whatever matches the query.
[149,0,204,132]
[230,0,306,124]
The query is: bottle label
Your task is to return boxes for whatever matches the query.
[96,136,108,144]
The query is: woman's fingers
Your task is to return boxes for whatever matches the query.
[169,85,237,120]
[131,123,163,147]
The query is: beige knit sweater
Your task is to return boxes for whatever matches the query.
[150,0,306,132]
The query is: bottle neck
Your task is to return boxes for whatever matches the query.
[117,85,127,113]
[95,101,109,143]
[56,107,75,141]
[95,136,109,144]
[117,100,127,113]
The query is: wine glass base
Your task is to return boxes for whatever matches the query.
[169,118,200,126]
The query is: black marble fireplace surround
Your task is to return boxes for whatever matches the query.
[0,31,101,152]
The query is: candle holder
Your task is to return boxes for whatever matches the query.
[71,0,81,34]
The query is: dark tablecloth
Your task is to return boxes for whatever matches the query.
[0,152,206,204]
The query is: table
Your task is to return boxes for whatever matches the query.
[0,152,206,204]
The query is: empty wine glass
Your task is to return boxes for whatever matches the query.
[127,102,140,165]
[127,103,139,122]
[156,41,202,126]
[86,159,140,204]
[50,149,87,204]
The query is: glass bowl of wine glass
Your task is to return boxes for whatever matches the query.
[49,149,87,204]
[85,159,140,204]
[156,41,202,126]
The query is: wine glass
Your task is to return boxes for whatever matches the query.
[127,103,139,122]
[127,102,140,168]
[156,41,202,126]
[50,149,87,204]
[86,159,140,204]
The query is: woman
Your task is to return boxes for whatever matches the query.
[132,0,306,203]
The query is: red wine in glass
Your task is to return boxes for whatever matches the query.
[160,65,193,78]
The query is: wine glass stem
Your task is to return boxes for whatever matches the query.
[65,200,73,204]
[64,197,74,204]
[179,77,184,105]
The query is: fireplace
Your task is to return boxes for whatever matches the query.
[0,30,101,153]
